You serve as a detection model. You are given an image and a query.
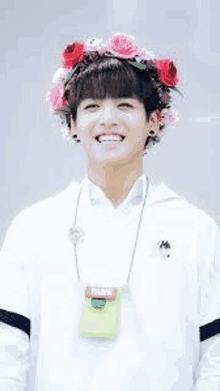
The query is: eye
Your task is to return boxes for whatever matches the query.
[84,104,99,109]
[118,103,133,108]
[84,102,133,110]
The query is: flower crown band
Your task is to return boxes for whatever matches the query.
[46,33,181,136]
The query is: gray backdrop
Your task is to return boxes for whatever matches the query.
[1,0,220,248]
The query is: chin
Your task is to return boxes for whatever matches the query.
[98,154,137,166]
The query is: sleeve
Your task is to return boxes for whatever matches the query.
[193,220,220,390]
[0,210,32,391]
[194,334,220,391]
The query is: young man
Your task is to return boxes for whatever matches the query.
[0,33,219,391]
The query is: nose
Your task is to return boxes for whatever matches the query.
[98,101,120,127]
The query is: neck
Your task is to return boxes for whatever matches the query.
[87,159,143,208]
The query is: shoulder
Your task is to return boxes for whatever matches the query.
[149,181,218,231]
[7,179,82,233]
[1,179,82,260]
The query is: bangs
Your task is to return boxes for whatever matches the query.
[72,58,145,105]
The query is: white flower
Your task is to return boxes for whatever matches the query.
[45,90,55,114]
[134,55,142,63]
[60,127,73,142]
[166,108,179,128]
[140,48,156,60]
[85,37,106,51]
[45,90,51,103]
[52,68,68,84]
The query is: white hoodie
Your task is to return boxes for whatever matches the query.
[0,174,219,391]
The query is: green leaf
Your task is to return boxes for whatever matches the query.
[65,67,77,85]
[127,60,147,71]
[172,86,184,97]
[84,50,93,56]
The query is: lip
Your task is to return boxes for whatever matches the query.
[95,133,126,143]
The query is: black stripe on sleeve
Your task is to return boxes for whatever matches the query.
[200,319,220,342]
[0,309,30,338]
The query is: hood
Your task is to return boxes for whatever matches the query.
[147,181,183,206]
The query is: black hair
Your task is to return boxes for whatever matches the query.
[55,56,172,149]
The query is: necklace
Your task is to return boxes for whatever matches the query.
[71,175,149,309]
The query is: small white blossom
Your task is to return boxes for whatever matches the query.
[52,68,68,84]
[140,48,156,60]
[60,127,74,142]
[134,55,142,63]
[45,90,51,103]
[85,37,106,51]
[166,108,179,128]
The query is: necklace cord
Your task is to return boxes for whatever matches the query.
[126,177,149,285]
[73,176,149,287]
[73,183,84,281]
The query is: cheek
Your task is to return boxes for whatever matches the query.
[126,112,148,128]
[76,123,92,144]
[128,117,148,139]
[79,133,93,148]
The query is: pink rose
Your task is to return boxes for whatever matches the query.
[108,33,139,58]
[161,93,170,103]
[49,84,65,111]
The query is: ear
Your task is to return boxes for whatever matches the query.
[147,110,166,137]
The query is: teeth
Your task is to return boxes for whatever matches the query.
[98,134,124,142]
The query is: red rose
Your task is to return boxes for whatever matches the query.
[62,42,85,70]
[155,59,178,87]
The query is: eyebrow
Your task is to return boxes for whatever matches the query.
[81,97,138,104]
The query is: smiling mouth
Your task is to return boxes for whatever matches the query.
[95,135,126,143]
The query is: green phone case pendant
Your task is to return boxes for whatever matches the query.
[79,286,126,338]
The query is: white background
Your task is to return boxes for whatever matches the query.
[0,0,220,247]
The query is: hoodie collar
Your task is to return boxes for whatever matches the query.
[81,174,181,209]
[64,175,182,211]
[83,173,147,211]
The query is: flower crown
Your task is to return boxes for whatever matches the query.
[46,33,181,138]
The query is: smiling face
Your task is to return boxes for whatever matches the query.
[71,96,152,166]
